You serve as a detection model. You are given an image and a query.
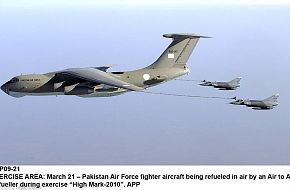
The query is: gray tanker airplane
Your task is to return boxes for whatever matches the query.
[230,94,279,110]
[1,33,210,98]
[200,77,241,90]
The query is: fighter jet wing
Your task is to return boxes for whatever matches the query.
[199,81,212,86]
[59,68,143,91]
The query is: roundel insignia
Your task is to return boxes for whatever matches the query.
[143,74,150,81]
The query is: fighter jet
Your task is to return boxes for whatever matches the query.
[200,77,241,90]
[230,94,279,110]
[1,33,209,98]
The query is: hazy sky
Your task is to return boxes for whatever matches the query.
[0,0,289,164]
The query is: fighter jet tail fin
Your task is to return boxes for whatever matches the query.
[229,77,242,84]
[264,94,279,102]
[147,33,210,69]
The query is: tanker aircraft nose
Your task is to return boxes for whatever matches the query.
[1,83,9,95]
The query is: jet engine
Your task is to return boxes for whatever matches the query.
[54,82,64,90]
[64,85,94,95]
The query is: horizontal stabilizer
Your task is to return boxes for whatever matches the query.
[163,33,211,39]
[93,66,112,72]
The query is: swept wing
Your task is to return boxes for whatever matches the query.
[59,68,143,91]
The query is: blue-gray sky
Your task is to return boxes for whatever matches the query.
[0,0,290,164]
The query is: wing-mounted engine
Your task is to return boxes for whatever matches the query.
[97,84,118,90]
[143,75,168,86]
[64,83,94,95]
[54,82,65,90]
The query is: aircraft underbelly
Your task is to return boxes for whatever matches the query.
[9,88,127,98]
[9,91,64,97]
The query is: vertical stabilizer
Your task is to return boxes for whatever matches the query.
[229,77,242,84]
[264,94,279,102]
[147,33,210,69]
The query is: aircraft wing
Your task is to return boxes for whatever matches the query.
[252,107,274,110]
[199,81,212,86]
[59,68,143,91]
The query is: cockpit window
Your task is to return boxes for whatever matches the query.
[8,77,19,84]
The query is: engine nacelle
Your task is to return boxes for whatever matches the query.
[54,82,64,90]
[64,85,94,95]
